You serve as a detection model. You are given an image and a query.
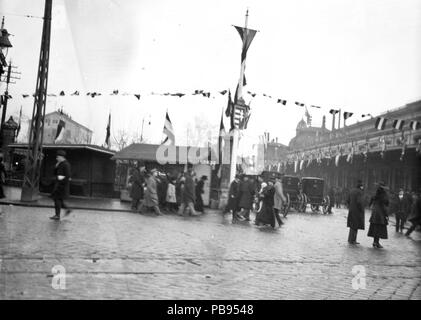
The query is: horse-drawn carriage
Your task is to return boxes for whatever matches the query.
[300,177,330,213]
[281,175,303,216]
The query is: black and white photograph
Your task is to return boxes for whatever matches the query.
[0,0,420,305]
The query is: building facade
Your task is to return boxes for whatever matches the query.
[282,100,421,194]
[28,109,93,144]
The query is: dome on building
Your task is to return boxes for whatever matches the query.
[296,118,307,130]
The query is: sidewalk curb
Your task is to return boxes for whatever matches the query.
[0,200,133,214]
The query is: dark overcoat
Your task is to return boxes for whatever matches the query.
[369,188,389,225]
[183,173,195,203]
[129,171,144,200]
[256,185,275,226]
[238,180,255,209]
[346,187,365,230]
[390,193,413,220]
[227,180,240,212]
[51,160,71,200]
[408,196,421,225]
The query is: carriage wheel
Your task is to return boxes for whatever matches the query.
[322,196,330,214]
[311,204,319,213]
[282,193,291,217]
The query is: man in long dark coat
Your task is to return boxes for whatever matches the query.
[195,175,207,213]
[346,180,365,244]
[139,168,162,215]
[128,167,144,211]
[178,167,198,216]
[50,150,72,220]
[238,175,255,221]
[227,174,243,221]
[391,188,413,233]
[405,191,421,237]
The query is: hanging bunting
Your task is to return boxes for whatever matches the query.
[375,117,387,130]
[277,99,287,105]
[392,119,404,130]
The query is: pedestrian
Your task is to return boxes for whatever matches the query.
[0,155,6,199]
[195,175,207,213]
[139,168,162,215]
[166,177,178,213]
[367,181,389,248]
[178,166,199,216]
[227,174,243,221]
[405,191,421,237]
[391,188,413,233]
[273,176,286,224]
[346,180,365,244]
[238,175,255,221]
[328,186,335,213]
[176,173,185,209]
[255,179,276,228]
[128,167,144,211]
[335,187,341,209]
[49,150,72,220]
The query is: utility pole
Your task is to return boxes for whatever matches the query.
[0,61,20,128]
[21,0,53,201]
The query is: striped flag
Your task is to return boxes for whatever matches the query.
[409,120,420,130]
[392,119,404,130]
[105,113,111,148]
[277,99,287,105]
[54,120,66,143]
[225,90,233,117]
[162,112,175,145]
[375,117,387,130]
[343,112,353,120]
[233,105,246,129]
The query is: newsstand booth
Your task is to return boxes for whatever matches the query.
[111,143,218,206]
[8,143,117,198]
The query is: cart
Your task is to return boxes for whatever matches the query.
[281,175,303,216]
[300,177,330,213]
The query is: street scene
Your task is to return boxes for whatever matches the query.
[0,200,420,300]
[0,0,421,301]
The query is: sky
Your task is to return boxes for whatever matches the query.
[1,0,421,155]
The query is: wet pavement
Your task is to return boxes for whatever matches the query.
[0,203,420,300]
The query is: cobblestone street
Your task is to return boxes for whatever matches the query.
[0,204,420,300]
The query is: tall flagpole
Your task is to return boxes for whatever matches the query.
[230,9,249,183]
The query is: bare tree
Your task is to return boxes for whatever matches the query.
[112,129,131,151]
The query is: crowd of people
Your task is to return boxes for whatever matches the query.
[346,180,421,248]
[226,174,287,229]
[127,165,208,217]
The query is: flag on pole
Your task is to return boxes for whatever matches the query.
[343,112,353,120]
[375,117,387,130]
[409,120,420,130]
[162,111,175,145]
[392,119,404,130]
[54,120,66,143]
[234,25,257,64]
[225,90,233,117]
[105,113,111,148]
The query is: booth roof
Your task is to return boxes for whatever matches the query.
[8,143,116,156]
[111,143,217,162]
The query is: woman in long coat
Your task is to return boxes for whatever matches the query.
[368,182,389,248]
[255,180,276,228]
[346,180,365,244]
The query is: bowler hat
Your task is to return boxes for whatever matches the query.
[56,150,66,157]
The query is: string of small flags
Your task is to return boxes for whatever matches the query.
[10,89,421,127]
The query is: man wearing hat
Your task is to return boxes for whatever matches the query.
[346,179,365,244]
[227,174,243,221]
[50,150,72,220]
